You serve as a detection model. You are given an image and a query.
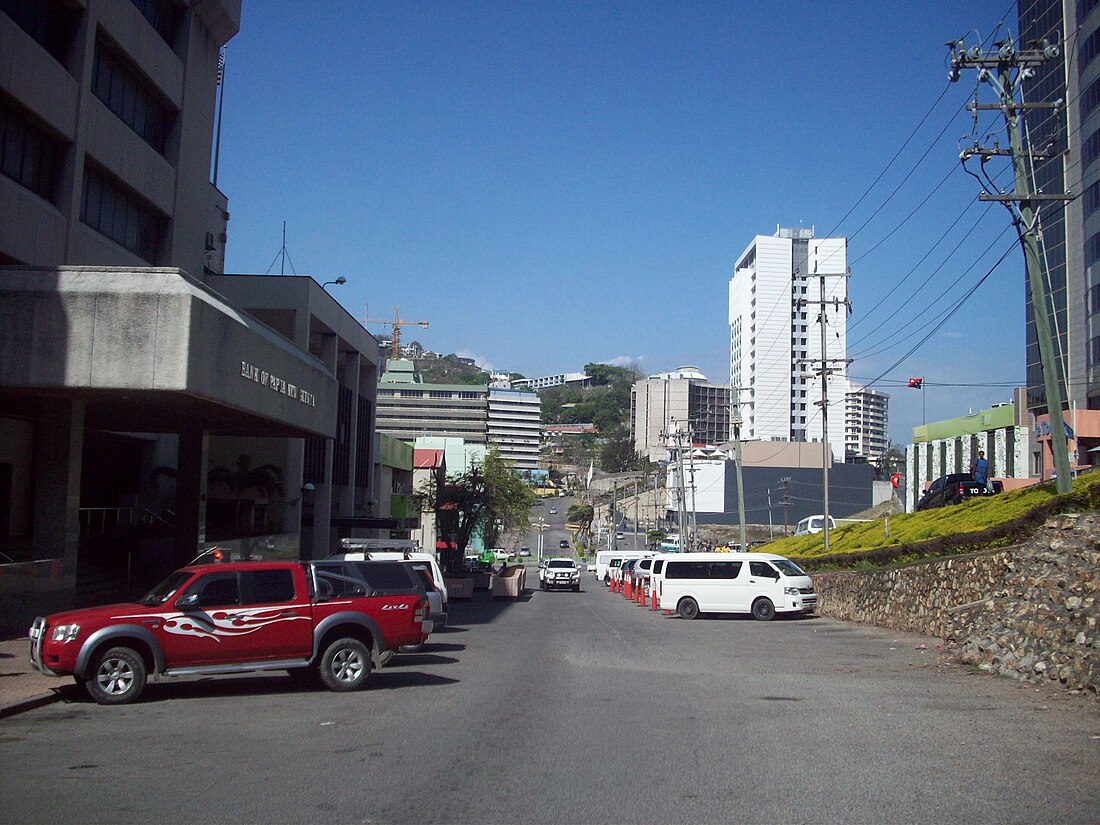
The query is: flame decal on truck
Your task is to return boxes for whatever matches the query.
[115,607,311,643]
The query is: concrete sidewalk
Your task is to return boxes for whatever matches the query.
[0,636,64,718]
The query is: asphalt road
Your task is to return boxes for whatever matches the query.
[2,553,1098,824]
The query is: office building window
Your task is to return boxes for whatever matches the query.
[0,98,63,201]
[80,165,166,262]
[92,42,174,155]
[130,0,182,47]
[1,0,80,64]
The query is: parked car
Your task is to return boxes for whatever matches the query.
[29,559,431,704]
[519,547,532,557]
[539,558,580,591]
[559,539,570,549]
[916,474,1004,510]
[616,531,625,540]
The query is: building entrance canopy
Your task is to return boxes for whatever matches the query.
[0,266,336,437]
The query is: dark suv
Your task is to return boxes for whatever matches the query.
[916,473,1003,510]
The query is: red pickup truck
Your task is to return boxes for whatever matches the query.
[29,558,430,705]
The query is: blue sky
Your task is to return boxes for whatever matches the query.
[219,1,1027,442]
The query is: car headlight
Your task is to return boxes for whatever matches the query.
[784,587,800,596]
[51,624,80,642]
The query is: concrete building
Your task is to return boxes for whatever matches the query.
[630,367,730,462]
[487,388,541,470]
[0,0,237,275]
[729,226,848,462]
[1017,2,1100,425]
[368,433,416,539]
[375,359,489,444]
[904,391,1032,512]
[410,447,445,553]
[0,1,387,634]
[845,381,890,465]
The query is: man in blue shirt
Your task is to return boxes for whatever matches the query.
[971,450,991,492]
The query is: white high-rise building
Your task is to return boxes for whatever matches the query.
[487,389,542,470]
[729,226,848,462]
[845,381,890,465]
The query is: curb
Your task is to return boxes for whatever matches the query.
[0,690,60,719]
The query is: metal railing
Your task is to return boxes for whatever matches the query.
[78,507,172,538]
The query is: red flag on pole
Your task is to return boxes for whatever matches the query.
[907,377,924,389]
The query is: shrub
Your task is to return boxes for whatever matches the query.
[768,473,1100,571]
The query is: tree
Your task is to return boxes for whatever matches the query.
[414,449,534,574]
[566,502,594,545]
[206,454,285,533]
[599,425,639,473]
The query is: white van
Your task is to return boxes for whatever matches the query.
[595,550,646,584]
[793,515,836,536]
[651,551,816,621]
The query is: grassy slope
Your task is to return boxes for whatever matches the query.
[759,472,1100,570]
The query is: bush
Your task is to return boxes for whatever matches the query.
[761,473,1100,571]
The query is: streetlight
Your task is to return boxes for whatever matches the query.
[321,276,347,290]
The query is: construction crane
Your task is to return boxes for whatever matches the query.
[364,305,429,355]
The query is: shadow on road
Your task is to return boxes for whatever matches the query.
[445,590,535,627]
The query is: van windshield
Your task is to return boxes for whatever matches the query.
[772,559,807,577]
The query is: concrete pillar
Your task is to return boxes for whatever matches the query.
[175,428,209,566]
[32,399,85,579]
[286,437,305,547]
[309,333,338,559]
[339,351,360,516]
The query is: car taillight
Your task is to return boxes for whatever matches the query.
[958,483,966,496]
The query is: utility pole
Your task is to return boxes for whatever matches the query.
[726,387,748,552]
[797,264,851,553]
[365,305,430,356]
[632,476,639,551]
[780,477,791,536]
[950,37,1074,494]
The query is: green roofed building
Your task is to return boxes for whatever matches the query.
[904,389,1032,512]
[376,359,489,445]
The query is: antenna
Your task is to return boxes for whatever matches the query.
[265,222,297,276]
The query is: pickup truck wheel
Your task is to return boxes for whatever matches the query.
[85,646,146,705]
[752,597,776,621]
[320,638,371,692]
[677,597,700,621]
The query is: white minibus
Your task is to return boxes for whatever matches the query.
[651,551,816,621]
[595,550,646,584]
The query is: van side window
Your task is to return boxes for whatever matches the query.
[749,561,779,579]
[652,559,664,575]
[707,562,741,578]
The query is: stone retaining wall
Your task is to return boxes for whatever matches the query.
[813,512,1099,697]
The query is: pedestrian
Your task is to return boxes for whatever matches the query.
[971,450,992,493]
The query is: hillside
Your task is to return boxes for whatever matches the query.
[413,354,490,385]
[539,363,640,432]
[760,472,1100,570]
